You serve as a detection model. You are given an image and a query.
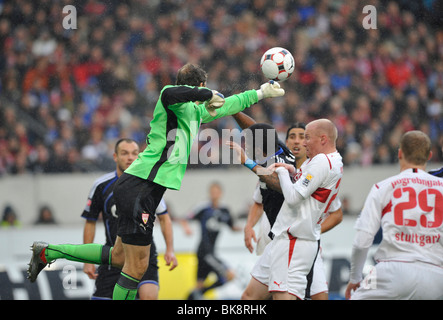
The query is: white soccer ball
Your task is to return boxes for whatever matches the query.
[260,47,295,82]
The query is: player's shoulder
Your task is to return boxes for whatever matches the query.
[373,168,443,191]
[372,169,406,190]
[92,171,117,188]
[189,201,211,216]
[218,202,231,213]
[429,166,443,178]
[88,171,117,195]
[160,84,177,91]
[159,84,180,97]
[308,152,334,168]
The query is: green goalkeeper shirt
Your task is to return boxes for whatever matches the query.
[125,85,259,190]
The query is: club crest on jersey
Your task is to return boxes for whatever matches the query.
[141,212,150,225]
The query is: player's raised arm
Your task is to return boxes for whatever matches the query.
[201,81,285,123]
[232,111,256,130]
[161,85,213,107]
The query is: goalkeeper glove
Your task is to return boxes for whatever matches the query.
[205,90,225,116]
[256,80,285,100]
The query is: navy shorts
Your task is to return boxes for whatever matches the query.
[92,242,159,299]
[114,173,166,246]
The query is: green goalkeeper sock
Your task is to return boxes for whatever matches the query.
[113,272,140,300]
[44,243,112,265]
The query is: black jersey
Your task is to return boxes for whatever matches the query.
[189,203,233,258]
[82,171,119,246]
[256,141,296,229]
[429,166,443,178]
[81,171,168,246]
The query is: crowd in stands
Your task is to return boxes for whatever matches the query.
[0,0,442,175]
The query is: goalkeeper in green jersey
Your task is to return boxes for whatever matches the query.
[27,63,285,300]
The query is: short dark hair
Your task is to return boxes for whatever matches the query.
[114,138,138,154]
[176,63,208,86]
[244,123,279,159]
[286,122,306,140]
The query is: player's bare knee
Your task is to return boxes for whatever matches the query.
[139,286,159,300]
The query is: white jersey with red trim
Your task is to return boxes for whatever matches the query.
[271,151,343,241]
[355,168,443,266]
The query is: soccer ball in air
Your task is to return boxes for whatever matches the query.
[260,47,295,82]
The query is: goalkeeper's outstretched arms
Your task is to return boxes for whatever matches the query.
[161,85,213,106]
[202,80,285,123]
[204,90,225,116]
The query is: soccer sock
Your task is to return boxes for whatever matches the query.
[44,243,112,265]
[112,272,140,300]
[201,277,226,294]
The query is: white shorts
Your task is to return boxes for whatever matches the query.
[308,248,328,298]
[251,232,319,299]
[256,215,271,256]
[351,261,443,300]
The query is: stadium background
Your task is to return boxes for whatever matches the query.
[0,0,442,300]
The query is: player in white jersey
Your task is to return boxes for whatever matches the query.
[229,116,343,300]
[345,130,443,300]
[271,151,343,241]
[233,119,343,300]
[268,119,342,300]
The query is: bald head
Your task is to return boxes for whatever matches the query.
[304,119,338,158]
[308,119,338,143]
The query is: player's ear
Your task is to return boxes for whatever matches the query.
[321,134,327,145]
[398,148,402,160]
[428,150,433,161]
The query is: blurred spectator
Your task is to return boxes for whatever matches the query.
[34,204,57,225]
[45,138,73,173]
[1,204,21,228]
[28,142,51,173]
[340,196,358,216]
[0,0,442,174]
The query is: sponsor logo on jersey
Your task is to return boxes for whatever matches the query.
[302,173,313,186]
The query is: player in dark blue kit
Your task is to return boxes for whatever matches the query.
[182,181,240,300]
[81,138,177,300]
[429,143,443,178]
[429,166,443,177]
